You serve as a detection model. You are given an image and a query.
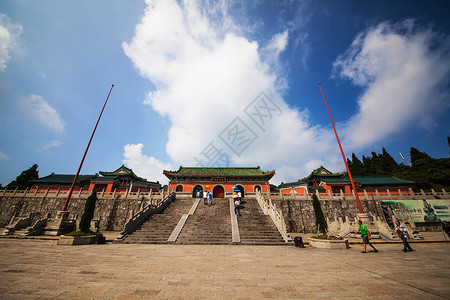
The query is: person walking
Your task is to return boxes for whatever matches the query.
[394,221,414,252]
[234,198,241,216]
[208,192,212,206]
[203,191,208,205]
[353,220,378,253]
[196,190,200,199]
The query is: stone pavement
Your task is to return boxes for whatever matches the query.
[0,239,449,299]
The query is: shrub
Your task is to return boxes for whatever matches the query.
[312,193,327,234]
[310,235,343,240]
[65,230,95,236]
[79,191,98,233]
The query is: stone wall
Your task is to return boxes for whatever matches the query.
[0,195,154,231]
[272,198,383,233]
[1,190,449,234]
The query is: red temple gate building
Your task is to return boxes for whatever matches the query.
[163,167,275,198]
[278,166,414,195]
[29,165,161,194]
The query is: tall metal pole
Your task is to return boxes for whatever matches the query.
[318,83,363,213]
[62,84,114,211]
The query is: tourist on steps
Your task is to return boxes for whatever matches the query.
[208,192,212,206]
[234,199,241,216]
[203,191,207,205]
[353,220,378,253]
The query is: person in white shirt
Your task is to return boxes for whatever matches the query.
[203,191,207,205]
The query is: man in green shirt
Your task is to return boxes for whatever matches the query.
[354,220,379,253]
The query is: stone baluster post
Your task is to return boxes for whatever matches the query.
[420,189,426,198]
[431,189,438,198]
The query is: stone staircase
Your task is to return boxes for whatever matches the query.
[120,195,288,246]
[237,198,286,245]
[121,198,193,244]
[176,198,232,245]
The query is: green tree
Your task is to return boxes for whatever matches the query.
[79,191,98,233]
[348,153,366,176]
[312,193,327,234]
[6,164,39,190]
[380,148,399,174]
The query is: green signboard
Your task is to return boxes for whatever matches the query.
[380,199,450,223]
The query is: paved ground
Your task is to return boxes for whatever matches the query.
[0,238,449,299]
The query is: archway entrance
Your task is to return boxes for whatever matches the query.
[254,185,262,193]
[192,185,203,198]
[212,185,225,198]
[234,185,245,198]
[175,184,184,192]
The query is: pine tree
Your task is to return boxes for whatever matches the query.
[312,193,327,234]
[79,191,98,233]
[6,164,39,190]
[380,148,399,174]
[350,153,365,175]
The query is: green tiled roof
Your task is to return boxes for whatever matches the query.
[311,166,332,175]
[278,180,307,189]
[164,166,275,177]
[320,177,350,184]
[352,176,414,185]
[91,175,117,182]
[99,165,136,177]
[30,173,98,184]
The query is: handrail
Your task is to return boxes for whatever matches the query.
[116,192,175,240]
[256,191,292,243]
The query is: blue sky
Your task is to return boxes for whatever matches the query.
[0,0,449,186]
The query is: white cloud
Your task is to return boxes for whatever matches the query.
[0,150,9,160]
[0,14,23,71]
[123,0,339,184]
[21,94,65,133]
[41,140,62,151]
[333,20,450,149]
[123,143,174,184]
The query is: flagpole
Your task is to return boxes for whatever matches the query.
[62,84,114,212]
[318,83,363,213]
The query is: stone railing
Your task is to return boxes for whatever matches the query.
[256,191,292,243]
[279,188,449,201]
[0,187,161,200]
[116,192,175,240]
[2,213,34,235]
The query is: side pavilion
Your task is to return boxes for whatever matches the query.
[163,167,275,198]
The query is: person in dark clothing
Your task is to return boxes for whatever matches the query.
[394,221,414,252]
